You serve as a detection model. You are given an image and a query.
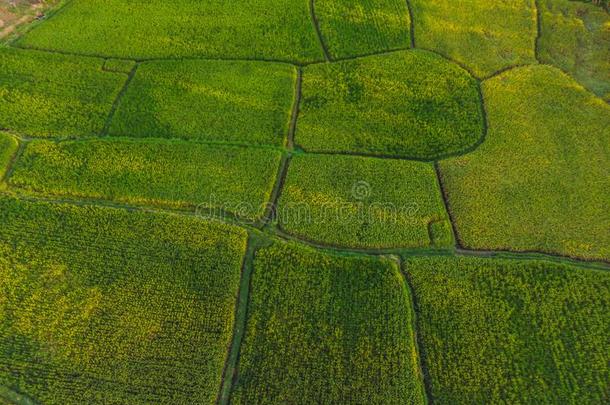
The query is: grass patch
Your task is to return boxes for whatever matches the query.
[538,0,610,101]
[16,0,324,63]
[410,0,537,77]
[0,196,248,404]
[0,133,18,180]
[0,47,126,138]
[315,0,411,58]
[406,255,610,403]
[9,138,282,221]
[277,153,452,249]
[231,242,425,404]
[109,60,296,146]
[439,65,610,261]
[296,50,484,159]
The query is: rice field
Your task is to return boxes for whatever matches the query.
[296,50,484,159]
[0,196,247,404]
[406,255,610,403]
[315,0,412,58]
[538,0,610,101]
[0,47,126,138]
[439,65,610,262]
[15,0,324,63]
[8,138,282,221]
[277,153,453,249]
[0,1,608,403]
[108,60,297,146]
[231,242,426,404]
[410,0,538,77]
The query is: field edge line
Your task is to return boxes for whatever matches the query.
[100,63,139,136]
[405,0,416,48]
[0,138,27,187]
[286,67,303,150]
[534,0,543,63]
[399,259,434,405]
[258,153,291,227]
[217,234,258,405]
[309,0,332,61]
[433,162,461,249]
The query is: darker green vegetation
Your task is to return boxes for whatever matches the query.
[16,0,324,62]
[0,196,248,404]
[231,242,425,404]
[406,255,610,403]
[109,60,296,146]
[315,0,411,58]
[296,50,484,159]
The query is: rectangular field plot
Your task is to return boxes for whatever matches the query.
[0,196,248,404]
[231,242,425,404]
[315,0,411,58]
[538,0,610,101]
[410,0,537,77]
[109,60,297,146]
[17,0,324,63]
[296,50,484,159]
[439,65,610,261]
[0,48,127,138]
[0,133,18,181]
[406,255,610,403]
[9,139,282,221]
[277,153,453,249]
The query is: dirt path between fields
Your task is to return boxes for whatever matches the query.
[0,1,53,40]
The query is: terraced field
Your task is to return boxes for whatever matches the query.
[0,0,608,404]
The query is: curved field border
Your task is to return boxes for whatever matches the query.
[2,4,609,402]
[7,0,609,102]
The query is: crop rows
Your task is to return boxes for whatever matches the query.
[16,0,324,63]
[109,60,297,146]
[409,0,538,78]
[277,153,453,249]
[315,0,412,58]
[0,196,248,404]
[9,138,283,221]
[0,2,608,404]
[0,47,126,138]
[231,242,425,404]
[296,50,484,159]
[406,255,610,403]
[439,65,610,262]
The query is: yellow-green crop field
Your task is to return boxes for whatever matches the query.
[0,0,608,403]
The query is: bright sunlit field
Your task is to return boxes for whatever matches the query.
[0,0,608,403]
